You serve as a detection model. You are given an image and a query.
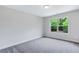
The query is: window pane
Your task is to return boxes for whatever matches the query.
[50,17,68,33]
[50,18,58,31]
[59,17,68,33]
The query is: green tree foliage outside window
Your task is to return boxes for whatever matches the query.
[50,17,68,33]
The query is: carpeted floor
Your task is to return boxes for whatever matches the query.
[0,37,79,53]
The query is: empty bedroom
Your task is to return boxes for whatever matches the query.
[0,5,79,53]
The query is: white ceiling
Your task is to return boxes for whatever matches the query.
[4,5,79,17]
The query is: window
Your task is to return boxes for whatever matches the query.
[50,17,68,33]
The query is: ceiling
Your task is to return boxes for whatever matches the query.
[4,5,79,17]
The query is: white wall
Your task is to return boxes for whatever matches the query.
[0,6,43,50]
[44,10,79,43]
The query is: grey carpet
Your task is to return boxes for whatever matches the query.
[0,37,79,53]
